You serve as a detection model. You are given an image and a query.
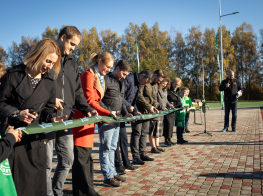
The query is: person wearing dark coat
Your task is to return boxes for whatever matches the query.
[99,60,133,187]
[114,69,152,175]
[0,40,66,196]
[0,126,22,163]
[219,70,242,132]
[46,26,97,196]
[163,78,182,146]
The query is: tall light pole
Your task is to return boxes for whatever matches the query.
[219,0,239,108]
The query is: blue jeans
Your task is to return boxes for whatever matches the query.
[46,129,74,196]
[98,123,120,180]
[185,113,190,129]
[224,101,237,129]
[115,122,131,167]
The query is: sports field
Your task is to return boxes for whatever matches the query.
[206,101,263,108]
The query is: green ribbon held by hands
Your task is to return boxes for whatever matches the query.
[20,108,180,135]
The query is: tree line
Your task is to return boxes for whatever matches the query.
[0,22,263,100]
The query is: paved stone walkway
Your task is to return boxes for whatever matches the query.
[51,107,263,196]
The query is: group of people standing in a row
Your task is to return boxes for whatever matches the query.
[0,26,193,196]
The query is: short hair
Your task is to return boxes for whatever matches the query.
[181,87,189,93]
[139,69,153,79]
[88,52,115,68]
[115,60,132,72]
[172,78,182,86]
[228,70,234,75]
[182,87,190,93]
[153,70,165,78]
[0,62,6,78]
[58,26,82,41]
[23,39,61,78]
[159,77,171,89]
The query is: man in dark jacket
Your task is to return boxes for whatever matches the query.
[219,70,242,132]
[114,69,153,175]
[46,26,97,196]
[99,60,133,187]
[131,70,164,165]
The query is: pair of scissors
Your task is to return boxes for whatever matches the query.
[61,101,77,113]
[29,102,46,117]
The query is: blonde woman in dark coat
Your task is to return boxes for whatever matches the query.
[0,40,66,196]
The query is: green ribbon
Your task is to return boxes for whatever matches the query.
[20,108,181,135]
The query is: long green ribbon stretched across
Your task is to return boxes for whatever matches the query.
[20,108,181,135]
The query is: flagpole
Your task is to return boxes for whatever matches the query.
[135,33,140,72]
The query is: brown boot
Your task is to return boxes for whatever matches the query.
[103,178,120,187]
[114,174,126,182]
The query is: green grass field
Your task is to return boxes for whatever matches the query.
[206,101,263,108]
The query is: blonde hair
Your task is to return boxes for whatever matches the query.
[0,62,6,78]
[87,52,114,68]
[172,78,182,86]
[23,39,61,78]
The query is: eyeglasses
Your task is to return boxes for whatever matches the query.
[103,62,113,70]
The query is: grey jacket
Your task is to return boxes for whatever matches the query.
[157,89,173,111]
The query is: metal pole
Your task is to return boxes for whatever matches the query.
[219,0,224,109]
[202,58,204,99]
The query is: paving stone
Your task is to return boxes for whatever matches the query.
[49,108,263,196]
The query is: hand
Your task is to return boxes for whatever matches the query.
[225,83,230,88]
[108,112,117,121]
[111,111,118,116]
[125,113,133,118]
[55,98,64,110]
[149,106,155,114]
[19,109,36,124]
[134,111,142,116]
[128,106,134,113]
[153,107,159,113]
[180,106,185,110]
[87,110,98,117]
[8,126,22,142]
[52,115,68,132]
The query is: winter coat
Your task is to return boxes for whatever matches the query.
[100,72,128,116]
[54,55,94,119]
[219,77,241,102]
[0,133,16,163]
[0,63,56,196]
[163,88,181,138]
[72,66,110,148]
[136,83,158,114]
[157,89,173,110]
[123,72,141,113]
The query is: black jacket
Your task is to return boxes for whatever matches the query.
[123,73,141,113]
[100,72,128,116]
[0,64,55,130]
[167,88,182,108]
[0,133,16,163]
[219,77,241,102]
[0,63,57,196]
[55,55,94,118]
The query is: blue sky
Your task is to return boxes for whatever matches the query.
[1,0,262,51]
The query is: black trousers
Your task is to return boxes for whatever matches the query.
[176,127,184,142]
[72,146,97,196]
[130,119,150,159]
[115,122,131,167]
[224,101,237,129]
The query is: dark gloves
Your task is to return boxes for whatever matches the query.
[108,113,118,121]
